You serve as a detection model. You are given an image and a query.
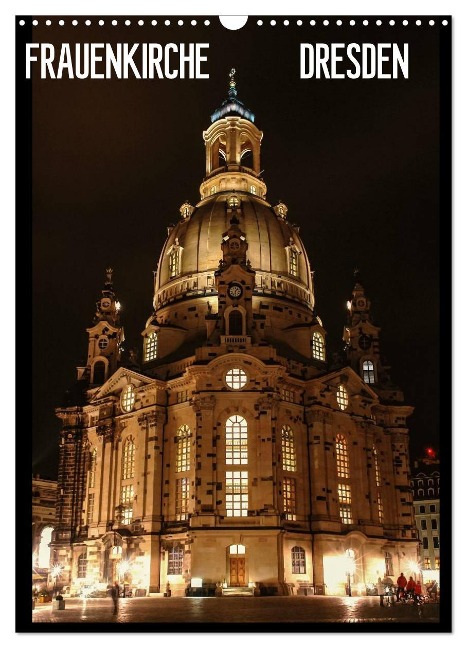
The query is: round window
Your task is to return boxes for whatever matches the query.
[225,368,248,390]
[121,384,136,412]
[98,336,109,350]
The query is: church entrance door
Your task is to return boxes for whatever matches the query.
[229,556,246,586]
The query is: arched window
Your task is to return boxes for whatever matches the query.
[176,425,191,472]
[289,248,299,276]
[373,446,381,487]
[336,434,352,524]
[121,384,136,413]
[89,447,97,488]
[77,552,87,579]
[93,361,106,385]
[226,415,248,464]
[312,332,325,361]
[336,434,350,478]
[37,527,53,568]
[337,384,349,410]
[169,249,180,277]
[291,546,306,574]
[122,438,135,480]
[144,332,158,361]
[362,360,375,384]
[229,310,243,335]
[168,546,184,575]
[281,425,296,471]
[283,477,296,520]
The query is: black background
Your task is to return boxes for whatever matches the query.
[26,16,448,479]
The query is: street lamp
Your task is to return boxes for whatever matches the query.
[50,563,63,597]
[343,549,356,597]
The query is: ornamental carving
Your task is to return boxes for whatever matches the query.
[137,410,166,428]
[191,395,216,412]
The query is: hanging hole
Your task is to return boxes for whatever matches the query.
[219,16,248,30]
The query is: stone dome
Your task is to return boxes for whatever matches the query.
[153,191,315,313]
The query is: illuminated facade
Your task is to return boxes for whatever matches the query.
[52,74,418,597]
[411,454,440,583]
[32,475,57,589]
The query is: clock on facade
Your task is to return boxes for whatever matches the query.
[101,298,111,309]
[358,334,372,350]
[228,283,243,299]
[229,239,240,251]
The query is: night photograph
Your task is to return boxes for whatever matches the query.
[16,9,451,634]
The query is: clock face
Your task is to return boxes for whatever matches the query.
[229,239,240,251]
[357,299,366,308]
[358,334,372,350]
[228,283,243,299]
[101,299,111,309]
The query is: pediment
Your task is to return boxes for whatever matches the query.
[90,367,154,402]
[320,366,379,401]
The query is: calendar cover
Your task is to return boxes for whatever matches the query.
[20,12,451,633]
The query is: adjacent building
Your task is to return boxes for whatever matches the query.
[411,450,440,585]
[32,475,57,590]
[50,74,419,597]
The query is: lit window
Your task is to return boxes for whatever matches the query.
[435,557,440,569]
[289,248,298,276]
[312,332,325,361]
[86,493,95,525]
[177,390,188,403]
[337,384,349,410]
[211,186,217,195]
[336,434,350,478]
[282,389,294,403]
[169,249,180,277]
[77,553,87,579]
[89,448,97,488]
[424,557,431,569]
[121,384,136,413]
[176,425,191,472]
[121,484,134,504]
[229,544,246,555]
[168,546,184,575]
[250,185,257,195]
[227,195,240,208]
[385,552,394,577]
[176,477,190,521]
[373,447,381,487]
[225,471,248,517]
[281,425,296,471]
[225,367,248,390]
[377,492,384,523]
[283,477,297,520]
[122,438,135,480]
[144,332,158,361]
[362,360,375,384]
[338,483,353,524]
[121,506,133,525]
[292,546,306,574]
[226,416,248,465]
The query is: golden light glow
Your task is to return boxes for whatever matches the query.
[347,300,352,311]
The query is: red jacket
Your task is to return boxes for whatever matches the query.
[406,579,416,591]
[397,575,407,588]
[415,583,422,595]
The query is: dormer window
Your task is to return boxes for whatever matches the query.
[250,185,257,195]
[211,186,217,195]
[179,201,194,219]
[289,248,298,276]
[167,238,183,278]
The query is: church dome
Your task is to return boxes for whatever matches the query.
[153,73,315,315]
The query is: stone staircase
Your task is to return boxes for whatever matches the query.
[222,586,255,597]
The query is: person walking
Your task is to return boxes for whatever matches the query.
[414,580,422,604]
[376,577,386,607]
[111,581,120,614]
[396,572,407,602]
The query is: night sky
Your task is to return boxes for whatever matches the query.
[27,16,447,479]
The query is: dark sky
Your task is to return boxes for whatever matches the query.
[27,16,446,479]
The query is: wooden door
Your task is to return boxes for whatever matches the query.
[229,557,246,586]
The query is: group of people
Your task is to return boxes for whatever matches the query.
[377,572,438,606]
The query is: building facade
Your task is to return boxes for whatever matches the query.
[411,452,440,584]
[51,76,419,597]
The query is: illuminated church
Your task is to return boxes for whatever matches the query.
[52,73,419,597]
